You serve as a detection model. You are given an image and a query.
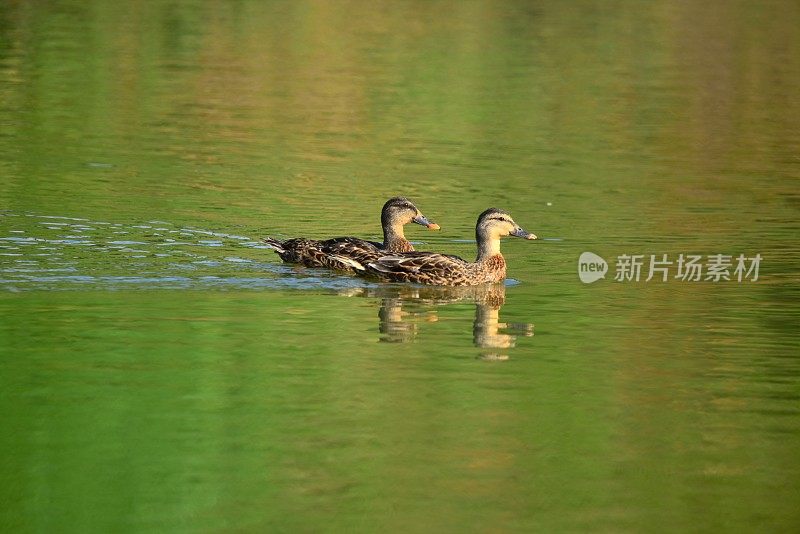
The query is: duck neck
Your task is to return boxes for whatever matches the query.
[475,228,502,262]
[383,222,407,249]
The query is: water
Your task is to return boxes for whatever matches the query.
[1,1,799,531]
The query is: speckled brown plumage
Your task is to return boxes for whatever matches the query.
[262,237,379,271]
[264,197,437,272]
[363,208,536,286]
[366,252,507,286]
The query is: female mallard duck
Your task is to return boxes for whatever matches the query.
[358,208,536,286]
[264,197,439,272]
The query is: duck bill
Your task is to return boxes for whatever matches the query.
[412,214,440,230]
[512,227,537,240]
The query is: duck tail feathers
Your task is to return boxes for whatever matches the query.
[263,237,285,253]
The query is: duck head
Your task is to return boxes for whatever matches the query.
[381,197,440,231]
[475,208,537,259]
[476,208,537,241]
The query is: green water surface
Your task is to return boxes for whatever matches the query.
[1,1,799,532]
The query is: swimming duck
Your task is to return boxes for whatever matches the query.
[264,197,439,272]
[359,208,536,286]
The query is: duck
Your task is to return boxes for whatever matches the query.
[264,197,439,272]
[356,208,536,286]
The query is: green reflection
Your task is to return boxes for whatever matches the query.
[1,0,799,532]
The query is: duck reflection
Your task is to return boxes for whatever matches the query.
[339,284,533,359]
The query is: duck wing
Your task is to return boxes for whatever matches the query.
[321,237,384,265]
[264,237,322,264]
[264,236,382,271]
[366,252,471,285]
[321,237,383,249]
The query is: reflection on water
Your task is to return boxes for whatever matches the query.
[1,211,536,359]
[342,284,534,360]
[1,210,528,331]
[2,0,799,531]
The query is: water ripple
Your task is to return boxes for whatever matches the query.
[0,212,382,292]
